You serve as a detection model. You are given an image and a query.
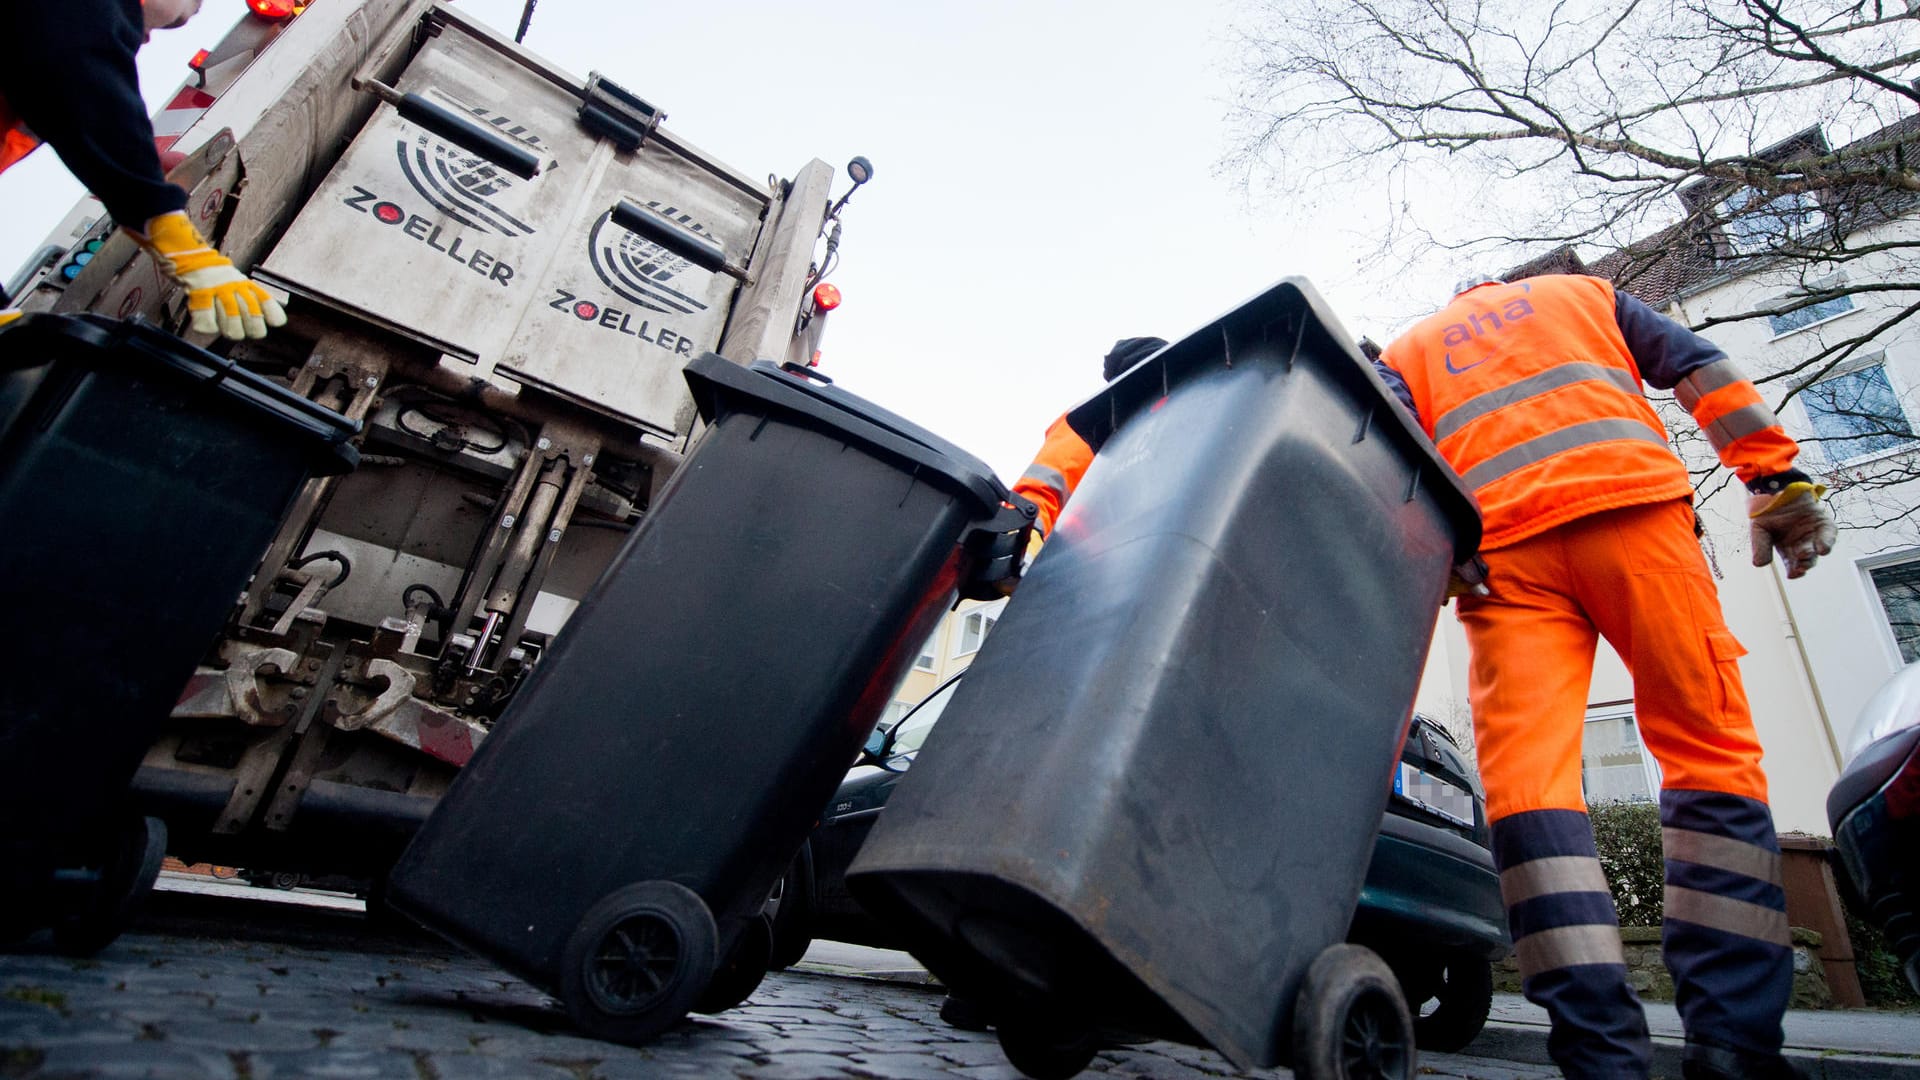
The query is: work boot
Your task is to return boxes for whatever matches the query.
[1681,1040,1807,1080]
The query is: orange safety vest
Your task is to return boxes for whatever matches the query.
[1011,412,1094,537]
[1383,275,1697,550]
[0,93,40,174]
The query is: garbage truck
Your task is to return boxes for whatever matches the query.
[6,0,873,897]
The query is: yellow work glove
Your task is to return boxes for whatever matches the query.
[129,211,287,341]
[1748,480,1836,579]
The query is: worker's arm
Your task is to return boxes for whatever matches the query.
[1010,414,1095,537]
[1615,291,1833,577]
[0,0,187,227]
[1615,292,1800,485]
[1360,337,1423,427]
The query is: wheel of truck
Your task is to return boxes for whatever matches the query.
[1408,951,1493,1053]
[52,815,167,957]
[694,913,774,1014]
[1293,943,1416,1080]
[766,845,814,972]
[558,881,717,1045]
[996,1012,1101,1080]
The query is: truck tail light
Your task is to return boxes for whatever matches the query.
[812,283,842,312]
[246,0,302,19]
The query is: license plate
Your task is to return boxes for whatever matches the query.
[1393,763,1476,828]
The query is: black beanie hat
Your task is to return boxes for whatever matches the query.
[1103,336,1167,382]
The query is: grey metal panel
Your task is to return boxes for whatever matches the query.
[260,25,587,360]
[260,20,771,434]
[495,140,768,436]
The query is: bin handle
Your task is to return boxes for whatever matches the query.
[354,78,544,181]
[609,200,749,283]
[778,361,832,384]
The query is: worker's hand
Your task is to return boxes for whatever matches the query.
[1445,556,1490,601]
[1749,480,1836,579]
[1021,529,1044,573]
[129,211,287,341]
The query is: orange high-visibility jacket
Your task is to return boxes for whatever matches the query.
[1380,275,1799,550]
[0,96,39,174]
[1011,413,1095,537]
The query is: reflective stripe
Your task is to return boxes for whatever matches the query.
[1434,363,1642,443]
[1662,827,1783,884]
[1674,361,1745,413]
[1500,856,1613,907]
[1019,464,1068,498]
[1664,885,1791,945]
[1703,403,1782,452]
[1461,419,1671,491]
[1514,924,1627,977]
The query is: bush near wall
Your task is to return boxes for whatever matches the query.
[1586,800,1917,1008]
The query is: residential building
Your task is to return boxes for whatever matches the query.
[1412,118,1920,834]
[879,597,1006,730]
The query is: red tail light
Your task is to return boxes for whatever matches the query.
[812,282,843,312]
[246,0,300,18]
[188,48,211,71]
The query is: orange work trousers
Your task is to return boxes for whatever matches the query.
[1456,498,1770,822]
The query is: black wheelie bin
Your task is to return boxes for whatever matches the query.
[845,279,1483,1080]
[384,354,1030,1046]
[0,313,360,954]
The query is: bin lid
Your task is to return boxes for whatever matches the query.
[684,355,1011,516]
[0,313,360,475]
[1064,277,1483,559]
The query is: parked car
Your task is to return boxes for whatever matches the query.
[1827,662,1920,994]
[766,673,1510,1052]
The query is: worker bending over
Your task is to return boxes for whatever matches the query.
[0,0,285,340]
[1011,336,1167,537]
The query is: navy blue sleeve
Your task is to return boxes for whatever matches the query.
[1372,359,1421,424]
[1614,292,1727,391]
[0,0,187,227]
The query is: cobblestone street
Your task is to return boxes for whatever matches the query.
[0,887,1560,1080]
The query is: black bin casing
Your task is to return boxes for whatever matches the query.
[385,356,1019,990]
[0,314,359,899]
[846,279,1482,1069]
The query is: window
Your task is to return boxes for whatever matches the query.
[913,629,939,672]
[957,609,997,656]
[1768,283,1855,337]
[1869,557,1920,665]
[1801,359,1916,463]
[1581,706,1659,804]
[1717,187,1823,255]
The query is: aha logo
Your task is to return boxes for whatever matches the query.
[586,205,715,316]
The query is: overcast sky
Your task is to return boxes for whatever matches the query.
[0,0,1447,480]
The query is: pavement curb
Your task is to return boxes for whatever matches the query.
[788,963,944,992]
[1467,1022,1920,1079]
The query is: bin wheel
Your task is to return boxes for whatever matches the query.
[558,881,717,1045]
[766,845,814,972]
[1408,951,1493,1053]
[997,1014,1101,1080]
[694,912,774,1014]
[52,815,167,957]
[1293,943,1417,1080]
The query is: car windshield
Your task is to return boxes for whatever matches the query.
[889,678,960,761]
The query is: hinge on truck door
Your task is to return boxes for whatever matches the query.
[579,73,662,153]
